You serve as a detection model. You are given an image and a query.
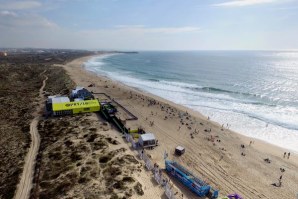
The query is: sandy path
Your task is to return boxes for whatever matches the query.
[14,72,48,199]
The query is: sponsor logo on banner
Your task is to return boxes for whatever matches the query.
[65,101,96,107]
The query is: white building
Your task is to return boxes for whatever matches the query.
[138,133,157,148]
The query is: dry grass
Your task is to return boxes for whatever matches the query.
[35,115,144,199]
[0,62,46,199]
[0,51,93,199]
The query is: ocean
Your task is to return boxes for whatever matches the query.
[84,51,298,153]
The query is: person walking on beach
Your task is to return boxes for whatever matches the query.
[278,175,283,187]
[284,152,286,158]
[288,152,290,159]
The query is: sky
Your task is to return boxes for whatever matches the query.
[0,0,298,50]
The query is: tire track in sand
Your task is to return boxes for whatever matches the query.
[14,72,48,199]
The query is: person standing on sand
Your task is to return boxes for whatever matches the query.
[141,149,144,159]
[288,152,290,159]
[219,155,224,161]
[284,152,286,158]
[278,175,283,187]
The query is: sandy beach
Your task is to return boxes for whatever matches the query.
[61,55,298,199]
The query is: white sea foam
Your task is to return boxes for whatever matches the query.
[196,106,298,152]
[84,54,119,70]
[84,56,298,153]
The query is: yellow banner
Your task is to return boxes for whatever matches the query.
[53,100,100,111]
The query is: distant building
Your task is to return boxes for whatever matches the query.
[0,52,7,56]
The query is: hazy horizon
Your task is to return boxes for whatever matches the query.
[1,0,298,51]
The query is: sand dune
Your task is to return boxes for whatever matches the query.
[35,114,156,198]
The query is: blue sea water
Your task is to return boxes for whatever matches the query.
[84,51,298,152]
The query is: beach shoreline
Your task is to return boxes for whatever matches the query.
[82,54,297,157]
[61,54,298,199]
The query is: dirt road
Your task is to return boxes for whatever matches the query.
[14,73,48,199]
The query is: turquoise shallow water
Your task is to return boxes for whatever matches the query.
[84,51,298,152]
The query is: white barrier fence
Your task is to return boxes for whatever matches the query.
[154,170,162,184]
[125,133,130,142]
[165,183,176,199]
[125,133,138,149]
[124,133,177,199]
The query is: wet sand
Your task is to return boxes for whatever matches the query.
[61,55,298,199]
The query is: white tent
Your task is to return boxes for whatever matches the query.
[138,133,156,148]
[48,96,70,104]
[71,86,84,98]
